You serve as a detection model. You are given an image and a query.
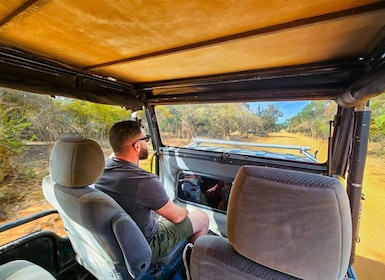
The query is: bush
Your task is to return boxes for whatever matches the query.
[0,108,30,183]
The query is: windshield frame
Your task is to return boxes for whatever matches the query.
[153,100,336,166]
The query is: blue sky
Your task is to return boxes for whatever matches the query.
[248,101,310,123]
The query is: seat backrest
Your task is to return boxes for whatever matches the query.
[42,136,152,280]
[226,165,352,280]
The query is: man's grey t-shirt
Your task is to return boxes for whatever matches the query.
[95,158,169,242]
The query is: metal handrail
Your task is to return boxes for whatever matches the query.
[190,138,311,151]
[188,138,317,162]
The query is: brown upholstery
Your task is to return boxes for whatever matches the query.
[190,165,352,280]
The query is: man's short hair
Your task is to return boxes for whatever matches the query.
[109,120,143,154]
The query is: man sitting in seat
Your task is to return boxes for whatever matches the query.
[95,120,209,261]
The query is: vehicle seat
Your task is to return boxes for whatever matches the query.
[0,260,56,280]
[190,165,352,280]
[42,136,185,280]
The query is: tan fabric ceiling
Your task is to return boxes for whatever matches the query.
[0,0,384,88]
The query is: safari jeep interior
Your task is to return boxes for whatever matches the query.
[0,1,385,280]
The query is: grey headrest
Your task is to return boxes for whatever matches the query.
[49,136,105,187]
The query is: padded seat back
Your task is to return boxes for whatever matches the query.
[42,136,152,279]
[191,165,352,280]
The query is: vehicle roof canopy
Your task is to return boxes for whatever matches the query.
[0,1,384,109]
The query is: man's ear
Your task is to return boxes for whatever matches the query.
[132,142,140,152]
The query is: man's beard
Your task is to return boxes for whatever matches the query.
[139,147,148,160]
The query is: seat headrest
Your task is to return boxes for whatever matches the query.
[227,165,352,280]
[49,136,105,187]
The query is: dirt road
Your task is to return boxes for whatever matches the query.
[353,154,385,279]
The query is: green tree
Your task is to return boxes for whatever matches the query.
[286,101,335,139]
[0,90,31,181]
[209,104,235,139]
[0,107,30,183]
[370,94,385,143]
[0,90,132,142]
[57,99,131,140]
[256,104,283,133]
[236,104,263,136]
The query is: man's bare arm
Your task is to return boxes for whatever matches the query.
[155,200,188,223]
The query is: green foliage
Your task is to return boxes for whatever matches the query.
[1,89,66,141]
[369,94,385,143]
[286,101,336,139]
[0,108,30,183]
[0,89,131,185]
[2,87,384,167]
[56,99,131,140]
[284,95,385,145]
[255,104,283,132]
[0,90,132,142]
[157,103,272,140]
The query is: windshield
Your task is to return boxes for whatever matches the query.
[155,101,336,163]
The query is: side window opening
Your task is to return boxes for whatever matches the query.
[0,89,131,244]
[177,171,232,212]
